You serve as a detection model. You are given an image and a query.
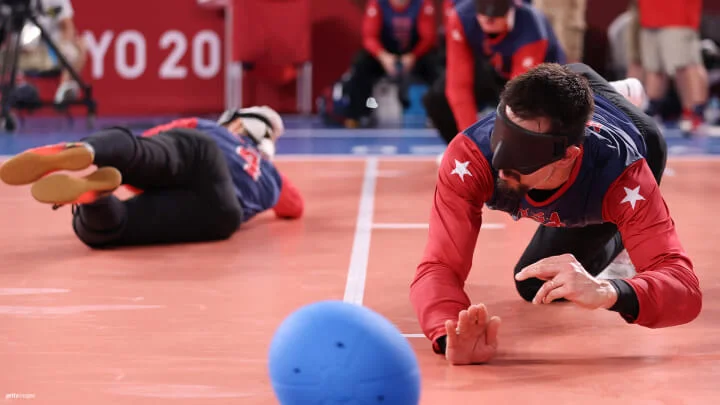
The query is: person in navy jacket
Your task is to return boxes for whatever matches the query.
[410,63,702,365]
[0,106,304,248]
[342,0,442,127]
[425,0,565,144]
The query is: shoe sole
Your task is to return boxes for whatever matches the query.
[31,167,122,205]
[0,146,94,186]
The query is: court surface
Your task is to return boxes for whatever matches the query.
[0,122,719,404]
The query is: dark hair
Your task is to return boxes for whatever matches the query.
[499,63,594,145]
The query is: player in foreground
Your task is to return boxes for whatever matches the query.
[0,106,304,248]
[409,63,702,365]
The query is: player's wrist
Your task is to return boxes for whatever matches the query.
[599,280,618,309]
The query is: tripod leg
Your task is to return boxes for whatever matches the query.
[29,14,96,124]
[0,30,22,131]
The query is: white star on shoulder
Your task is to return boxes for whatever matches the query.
[620,185,645,209]
[451,160,472,182]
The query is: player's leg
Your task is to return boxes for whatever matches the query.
[71,182,243,248]
[422,73,459,143]
[423,58,505,144]
[567,62,667,182]
[1,126,227,190]
[412,50,443,87]
[343,50,387,125]
[16,127,244,247]
[513,223,624,302]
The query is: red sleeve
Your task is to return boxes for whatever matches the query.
[602,159,702,328]
[362,0,385,58]
[445,11,477,131]
[141,117,198,137]
[409,135,495,352]
[410,0,437,58]
[273,173,304,219]
[509,40,548,79]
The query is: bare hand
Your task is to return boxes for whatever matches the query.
[377,51,397,76]
[515,254,618,310]
[444,304,501,365]
[400,53,416,72]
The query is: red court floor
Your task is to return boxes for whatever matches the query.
[0,156,718,404]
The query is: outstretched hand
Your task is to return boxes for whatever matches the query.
[515,253,618,310]
[444,304,501,365]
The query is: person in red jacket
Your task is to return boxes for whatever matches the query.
[343,0,441,128]
[410,63,702,365]
[424,0,566,144]
[637,0,708,134]
[0,106,304,249]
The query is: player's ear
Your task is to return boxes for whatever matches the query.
[556,145,581,167]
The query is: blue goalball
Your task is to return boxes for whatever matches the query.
[268,300,422,405]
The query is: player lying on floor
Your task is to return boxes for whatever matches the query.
[409,63,703,365]
[0,106,304,248]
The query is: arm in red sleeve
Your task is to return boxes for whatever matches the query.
[509,39,548,78]
[362,0,385,58]
[445,11,478,131]
[409,134,495,353]
[602,158,702,328]
[410,0,437,58]
[273,173,304,219]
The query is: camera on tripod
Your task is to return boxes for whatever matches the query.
[0,0,96,132]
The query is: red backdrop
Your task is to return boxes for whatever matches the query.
[55,0,720,116]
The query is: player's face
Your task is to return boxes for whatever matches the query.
[390,0,410,7]
[476,14,510,34]
[497,107,558,191]
[226,117,246,137]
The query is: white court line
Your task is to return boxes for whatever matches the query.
[402,334,425,338]
[343,157,379,305]
[372,222,505,230]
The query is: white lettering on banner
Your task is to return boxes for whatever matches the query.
[83,30,222,80]
[159,30,189,79]
[192,30,221,79]
[84,31,113,79]
[115,30,147,79]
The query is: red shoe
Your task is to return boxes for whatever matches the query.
[0,142,94,186]
[30,167,122,209]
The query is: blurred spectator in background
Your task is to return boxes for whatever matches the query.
[638,0,708,133]
[423,0,565,144]
[532,0,586,63]
[341,0,441,128]
[17,0,87,104]
[624,0,645,81]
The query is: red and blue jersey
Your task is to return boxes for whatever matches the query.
[363,0,437,57]
[410,91,701,348]
[445,0,566,130]
[470,95,646,227]
[139,118,303,222]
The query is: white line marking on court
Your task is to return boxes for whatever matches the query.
[402,334,425,338]
[372,222,505,230]
[0,305,164,315]
[0,288,70,296]
[343,157,379,305]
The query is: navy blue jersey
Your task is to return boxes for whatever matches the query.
[377,0,424,54]
[464,93,647,228]
[454,0,565,78]
[141,118,283,222]
[193,119,283,221]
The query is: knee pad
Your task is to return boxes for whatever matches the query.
[72,214,122,249]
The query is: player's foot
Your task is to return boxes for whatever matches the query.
[30,167,121,209]
[0,142,94,186]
